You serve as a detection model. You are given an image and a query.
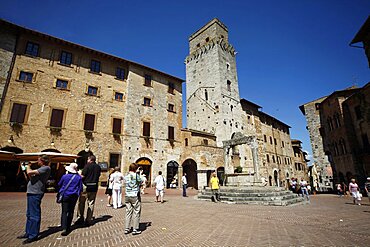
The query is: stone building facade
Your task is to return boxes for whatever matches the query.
[320,86,370,186]
[300,98,333,191]
[0,18,306,191]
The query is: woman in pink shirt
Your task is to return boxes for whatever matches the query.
[349,178,361,205]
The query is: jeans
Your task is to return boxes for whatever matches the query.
[77,191,97,223]
[301,187,309,200]
[25,193,44,239]
[61,194,78,231]
[182,184,187,196]
[125,196,141,230]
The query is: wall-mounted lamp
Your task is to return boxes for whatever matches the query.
[51,139,55,146]
[84,143,90,153]
[7,135,14,144]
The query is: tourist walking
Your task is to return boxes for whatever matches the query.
[110,167,124,209]
[337,183,343,197]
[57,163,82,236]
[210,172,220,202]
[105,168,114,207]
[75,155,101,226]
[124,163,142,235]
[182,173,187,197]
[17,155,51,244]
[299,178,310,201]
[365,177,370,203]
[349,178,362,205]
[154,171,165,203]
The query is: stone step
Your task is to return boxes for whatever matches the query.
[197,186,305,206]
[197,193,299,201]
[200,190,293,197]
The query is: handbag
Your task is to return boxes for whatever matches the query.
[57,175,76,203]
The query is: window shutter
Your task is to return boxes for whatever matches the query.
[50,109,64,127]
[113,118,122,134]
[10,103,27,123]
[84,114,95,131]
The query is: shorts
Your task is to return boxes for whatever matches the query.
[155,189,164,197]
[105,188,112,196]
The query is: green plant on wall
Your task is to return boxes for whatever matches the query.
[234,166,242,173]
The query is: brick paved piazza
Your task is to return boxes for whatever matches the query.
[0,189,369,247]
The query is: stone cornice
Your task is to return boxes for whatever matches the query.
[185,38,236,63]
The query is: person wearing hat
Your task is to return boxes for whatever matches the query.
[57,163,82,236]
[17,155,51,244]
[365,177,370,203]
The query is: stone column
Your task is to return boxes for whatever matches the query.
[251,137,261,183]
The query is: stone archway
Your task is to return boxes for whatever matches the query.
[136,157,152,186]
[0,146,23,191]
[166,161,179,189]
[182,159,198,189]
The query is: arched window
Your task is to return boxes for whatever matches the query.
[205,89,208,101]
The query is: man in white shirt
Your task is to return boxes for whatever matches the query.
[182,173,188,197]
[154,171,165,203]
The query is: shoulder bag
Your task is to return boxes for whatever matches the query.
[57,175,76,203]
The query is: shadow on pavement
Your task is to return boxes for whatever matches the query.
[139,222,152,232]
[38,226,62,240]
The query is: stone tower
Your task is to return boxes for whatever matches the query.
[185,18,244,146]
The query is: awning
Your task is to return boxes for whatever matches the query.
[15,152,79,163]
[0,150,16,160]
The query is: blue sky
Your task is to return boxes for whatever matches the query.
[1,0,369,160]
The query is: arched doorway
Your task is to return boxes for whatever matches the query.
[136,157,152,186]
[41,148,62,191]
[217,167,225,185]
[77,150,94,170]
[0,146,24,191]
[274,170,278,187]
[166,161,179,188]
[182,159,198,189]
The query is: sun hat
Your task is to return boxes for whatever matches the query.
[65,163,78,174]
[367,177,370,181]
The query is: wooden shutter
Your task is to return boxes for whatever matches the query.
[112,118,122,134]
[168,126,174,140]
[10,103,27,123]
[84,114,95,131]
[50,109,64,127]
[143,122,150,136]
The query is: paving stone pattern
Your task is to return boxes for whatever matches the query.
[0,189,369,247]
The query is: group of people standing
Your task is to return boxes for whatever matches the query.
[17,155,145,244]
[290,177,310,201]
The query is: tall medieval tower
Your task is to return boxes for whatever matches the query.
[185,18,245,146]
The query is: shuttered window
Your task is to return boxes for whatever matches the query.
[10,103,27,123]
[112,118,122,134]
[84,114,95,131]
[50,109,64,127]
[143,122,150,137]
[168,126,174,140]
